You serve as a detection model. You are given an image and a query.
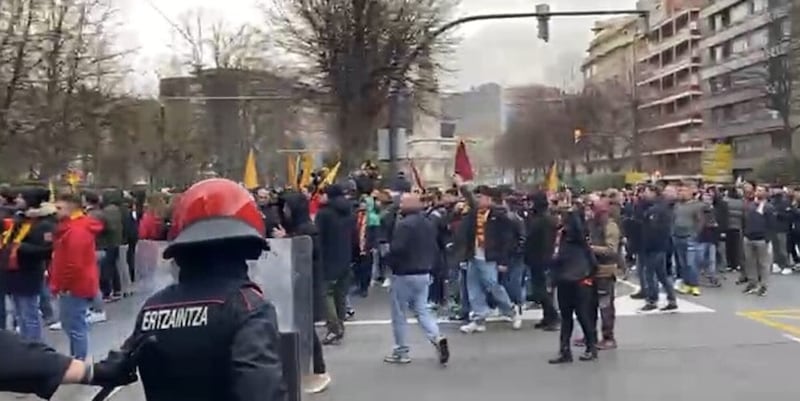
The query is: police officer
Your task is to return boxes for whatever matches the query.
[118,178,287,401]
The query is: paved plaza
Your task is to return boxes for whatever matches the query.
[6,273,800,401]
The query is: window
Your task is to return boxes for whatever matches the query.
[732,36,750,53]
[750,28,769,47]
[753,0,768,12]
[730,2,749,23]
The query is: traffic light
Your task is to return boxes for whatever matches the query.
[573,128,582,144]
[536,3,550,42]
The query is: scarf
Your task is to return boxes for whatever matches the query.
[356,210,367,254]
[475,208,489,249]
[1,220,32,271]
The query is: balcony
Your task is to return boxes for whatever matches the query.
[640,107,703,131]
[639,78,701,107]
[701,41,788,80]
[707,115,783,139]
[700,0,740,18]
[638,56,701,84]
[700,5,789,50]
[639,22,701,62]
[699,87,764,111]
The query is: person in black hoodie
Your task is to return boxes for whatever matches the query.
[0,188,56,341]
[549,205,598,364]
[315,184,355,345]
[524,191,559,331]
[274,190,331,394]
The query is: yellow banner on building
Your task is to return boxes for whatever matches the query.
[701,144,733,183]
[624,171,649,184]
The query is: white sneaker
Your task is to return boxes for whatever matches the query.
[772,264,782,274]
[459,321,486,334]
[511,309,523,330]
[88,311,107,324]
[48,321,61,331]
[382,278,391,288]
[673,279,683,290]
[303,373,331,394]
[781,268,794,276]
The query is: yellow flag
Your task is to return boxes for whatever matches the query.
[298,153,313,188]
[545,161,559,193]
[48,179,55,202]
[286,154,298,189]
[243,149,259,189]
[321,161,341,187]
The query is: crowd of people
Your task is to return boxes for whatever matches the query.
[293,171,800,364]
[3,167,800,398]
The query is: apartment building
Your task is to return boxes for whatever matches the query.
[580,15,645,174]
[636,0,707,177]
[699,0,791,174]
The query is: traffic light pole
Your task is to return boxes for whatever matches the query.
[386,7,649,178]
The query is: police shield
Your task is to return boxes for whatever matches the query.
[131,236,315,376]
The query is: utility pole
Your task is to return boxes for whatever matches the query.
[385,5,649,177]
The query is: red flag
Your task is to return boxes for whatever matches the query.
[454,140,474,181]
[410,161,425,192]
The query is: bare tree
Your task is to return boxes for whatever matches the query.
[169,7,272,73]
[266,0,457,167]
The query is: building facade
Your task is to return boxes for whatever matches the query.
[580,15,644,175]
[636,0,707,178]
[698,0,791,174]
[441,83,506,183]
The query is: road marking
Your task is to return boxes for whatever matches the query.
[738,310,800,338]
[323,292,714,327]
[103,386,123,400]
[783,334,800,344]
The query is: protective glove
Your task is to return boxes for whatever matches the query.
[90,349,139,387]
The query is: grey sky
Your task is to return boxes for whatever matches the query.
[122,0,638,93]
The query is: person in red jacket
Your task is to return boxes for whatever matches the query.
[50,193,103,360]
[137,193,167,240]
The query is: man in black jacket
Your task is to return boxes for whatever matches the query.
[384,193,449,365]
[316,184,355,345]
[524,191,559,331]
[639,186,678,313]
[453,175,521,334]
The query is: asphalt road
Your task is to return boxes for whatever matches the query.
[6,272,800,401]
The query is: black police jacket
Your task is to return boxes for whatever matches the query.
[125,276,287,401]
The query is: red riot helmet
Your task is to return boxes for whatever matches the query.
[163,178,267,259]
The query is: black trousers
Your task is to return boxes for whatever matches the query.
[788,231,800,264]
[725,229,743,269]
[556,281,597,354]
[99,246,121,297]
[312,330,326,374]
[529,264,559,324]
[126,241,137,282]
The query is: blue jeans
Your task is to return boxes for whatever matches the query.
[40,283,54,322]
[695,242,716,276]
[59,295,91,360]
[636,252,649,294]
[12,295,42,341]
[389,274,441,353]
[673,236,700,286]
[642,252,676,304]
[91,251,106,312]
[466,258,514,322]
[500,260,526,305]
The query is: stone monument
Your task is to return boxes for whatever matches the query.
[405,52,458,188]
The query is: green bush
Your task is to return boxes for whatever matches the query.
[582,173,626,191]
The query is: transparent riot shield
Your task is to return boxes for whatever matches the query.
[132,237,313,399]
